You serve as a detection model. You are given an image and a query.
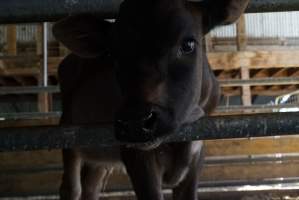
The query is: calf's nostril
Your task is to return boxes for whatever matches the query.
[143,112,157,131]
[115,120,129,132]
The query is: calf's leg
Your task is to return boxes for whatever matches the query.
[81,164,113,200]
[121,148,164,200]
[60,149,82,200]
[172,146,205,200]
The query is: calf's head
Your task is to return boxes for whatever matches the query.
[54,0,249,143]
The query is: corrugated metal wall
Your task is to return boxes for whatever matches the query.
[1,11,299,43]
[0,23,55,44]
[211,11,299,38]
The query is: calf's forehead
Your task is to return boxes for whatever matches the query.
[116,0,200,45]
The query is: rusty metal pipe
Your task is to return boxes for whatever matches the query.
[1,112,299,151]
[0,0,298,24]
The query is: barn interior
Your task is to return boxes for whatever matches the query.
[1,1,299,200]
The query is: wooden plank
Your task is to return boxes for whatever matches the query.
[0,57,61,76]
[0,118,59,128]
[205,33,213,52]
[0,171,61,196]
[36,24,43,56]
[204,137,299,156]
[37,92,50,112]
[208,50,299,70]
[200,162,299,181]
[6,25,17,55]
[0,150,61,170]
[236,15,247,51]
[241,66,251,106]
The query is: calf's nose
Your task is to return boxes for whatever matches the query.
[114,111,158,142]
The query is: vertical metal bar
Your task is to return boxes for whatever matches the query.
[43,22,48,87]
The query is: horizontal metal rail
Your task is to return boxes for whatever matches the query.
[205,153,299,165]
[0,112,61,120]
[0,112,299,151]
[0,104,298,120]
[0,0,298,23]
[219,77,299,87]
[0,86,60,95]
[216,104,299,113]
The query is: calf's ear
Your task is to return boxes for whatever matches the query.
[189,0,250,33]
[53,15,113,58]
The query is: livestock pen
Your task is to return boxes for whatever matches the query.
[1,0,299,200]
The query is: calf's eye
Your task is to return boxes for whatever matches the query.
[177,39,196,58]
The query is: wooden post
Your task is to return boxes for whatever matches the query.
[205,33,213,52]
[241,66,252,107]
[6,25,17,55]
[36,24,50,113]
[237,15,251,108]
[236,15,247,51]
[36,24,43,56]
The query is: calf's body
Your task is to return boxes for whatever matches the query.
[54,0,250,199]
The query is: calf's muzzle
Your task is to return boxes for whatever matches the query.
[114,105,160,142]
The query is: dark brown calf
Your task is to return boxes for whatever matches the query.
[53,0,250,199]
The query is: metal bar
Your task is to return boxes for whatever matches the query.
[219,77,299,87]
[42,22,48,87]
[216,104,299,112]
[1,112,299,151]
[0,86,60,95]
[0,0,298,23]
[0,0,124,24]
[0,104,297,121]
[205,153,299,165]
[247,0,299,13]
[0,112,61,120]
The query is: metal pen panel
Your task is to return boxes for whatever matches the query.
[0,0,298,23]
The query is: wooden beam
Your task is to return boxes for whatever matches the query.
[205,33,213,52]
[208,50,299,70]
[0,56,61,76]
[200,162,299,181]
[270,68,288,77]
[241,66,251,106]
[236,15,247,51]
[0,118,59,128]
[36,24,43,56]
[205,137,299,156]
[6,25,17,56]
[251,88,297,96]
